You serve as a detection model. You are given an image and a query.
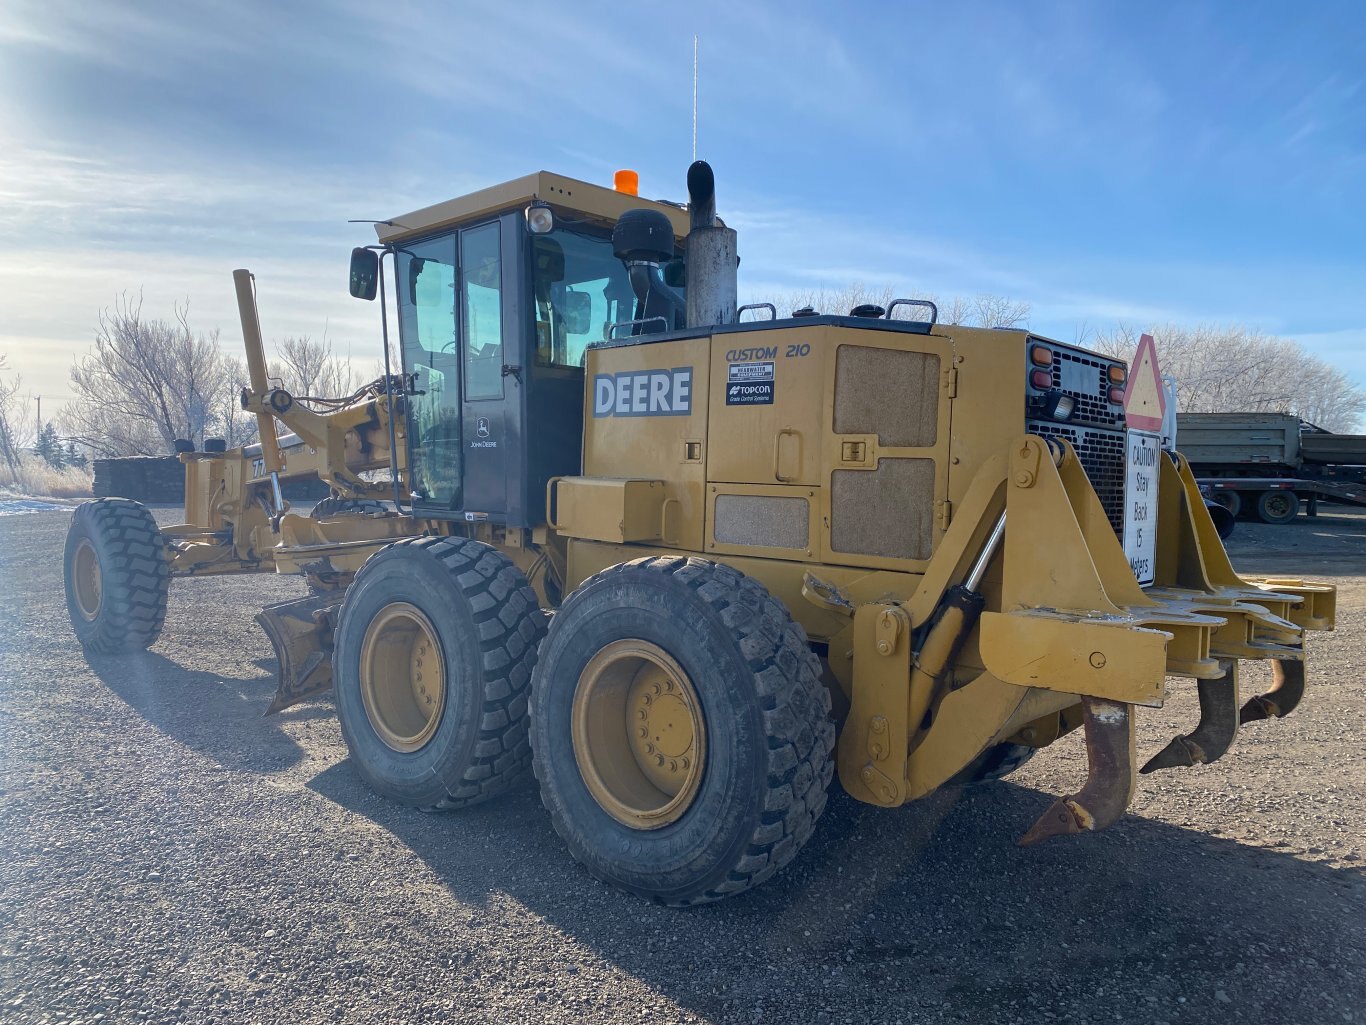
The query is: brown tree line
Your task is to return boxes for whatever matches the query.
[59,295,366,457]
[1087,325,1365,434]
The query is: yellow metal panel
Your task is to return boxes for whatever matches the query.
[818,327,956,572]
[836,604,912,806]
[936,327,1029,509]
[904,670,1031,799]
[979,611,1169,704]
[706,326,829,486]
[552,477,665,544]
[583,337,711,551]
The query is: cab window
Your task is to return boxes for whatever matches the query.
[532,228,638,369]
[461,222,504,399]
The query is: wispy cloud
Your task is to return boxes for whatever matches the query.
[2,0,1362,413]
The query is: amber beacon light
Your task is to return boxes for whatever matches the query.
[614,169,640,196]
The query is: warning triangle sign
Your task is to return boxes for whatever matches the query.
[1122,333,1166,431]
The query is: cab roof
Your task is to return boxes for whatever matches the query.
[375,171,692,245]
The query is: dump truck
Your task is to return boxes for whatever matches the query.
[1176,412,1366,523]
[62,162,1336,905]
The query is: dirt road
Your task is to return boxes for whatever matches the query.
[1,504,1363,1024]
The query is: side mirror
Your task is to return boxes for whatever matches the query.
[349,248,379,301]
[663,258,686,289]
[563,290,592,335]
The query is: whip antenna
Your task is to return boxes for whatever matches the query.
[692,35,698,161]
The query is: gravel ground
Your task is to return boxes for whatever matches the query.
[1,503,1363,1024]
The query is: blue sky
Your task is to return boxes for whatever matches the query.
[2,0,1363,410]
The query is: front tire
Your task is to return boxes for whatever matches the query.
[531,557,835,905]
[63,498,170,653]
[333,537,546,810]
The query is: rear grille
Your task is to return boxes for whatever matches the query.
[1049,348,1120,428]
[1028,421,1127,536]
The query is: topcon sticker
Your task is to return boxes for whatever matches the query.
[726,361,775,406]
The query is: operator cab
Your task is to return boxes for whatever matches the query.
[349,173,689,527]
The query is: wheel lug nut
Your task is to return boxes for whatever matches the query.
[681,757,690,769]
[645,743,655,754]
[669,760,678,772]
[654,755,665,767]
[642,694,653,705]
[637,727,648,738]
[637,710,648,720]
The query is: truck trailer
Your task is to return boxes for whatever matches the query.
[1176,412,1366,523]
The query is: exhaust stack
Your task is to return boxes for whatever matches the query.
[684,161,738,329]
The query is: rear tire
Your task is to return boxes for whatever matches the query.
[531,557,835,905]
[63,498,170,653]
[1256,490,1299,525]
[333,537,546,810]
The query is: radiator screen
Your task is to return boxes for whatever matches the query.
[833,346,940,448]
[714,494,810,550]
[831,458,936,560]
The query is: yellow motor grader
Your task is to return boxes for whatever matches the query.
[62,162,1336,905]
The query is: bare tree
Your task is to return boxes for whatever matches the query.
[745,282,1029,329]
[63,294,236,456]
[0,356,27,474]
[213,356,259,450]
[269,336,365,400]
[1090,324,1365,433]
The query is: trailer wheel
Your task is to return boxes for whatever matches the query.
[1208,489,1241,518]
[63,498,170,653]
[332,537,546,810]
[530,557,835,905]
[1256,490,1299,525]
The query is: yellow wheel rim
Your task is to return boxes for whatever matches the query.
[571,639,706,830]
[358,602,446,753]
[72,538,102,621]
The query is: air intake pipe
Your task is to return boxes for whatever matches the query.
[684,161,738,330]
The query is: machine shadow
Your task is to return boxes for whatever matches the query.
[307,760,1366,1020]
[87,649,306,771]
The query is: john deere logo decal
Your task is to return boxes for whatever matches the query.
[470,416,497,449]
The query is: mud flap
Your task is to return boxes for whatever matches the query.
[256,593,340,714]
[1018,697,1136,846]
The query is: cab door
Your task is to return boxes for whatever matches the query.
[457,217,523,519]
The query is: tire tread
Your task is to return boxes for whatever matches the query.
[345,536,546,811]
[533,555,835,906]
[65,498,169,653]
